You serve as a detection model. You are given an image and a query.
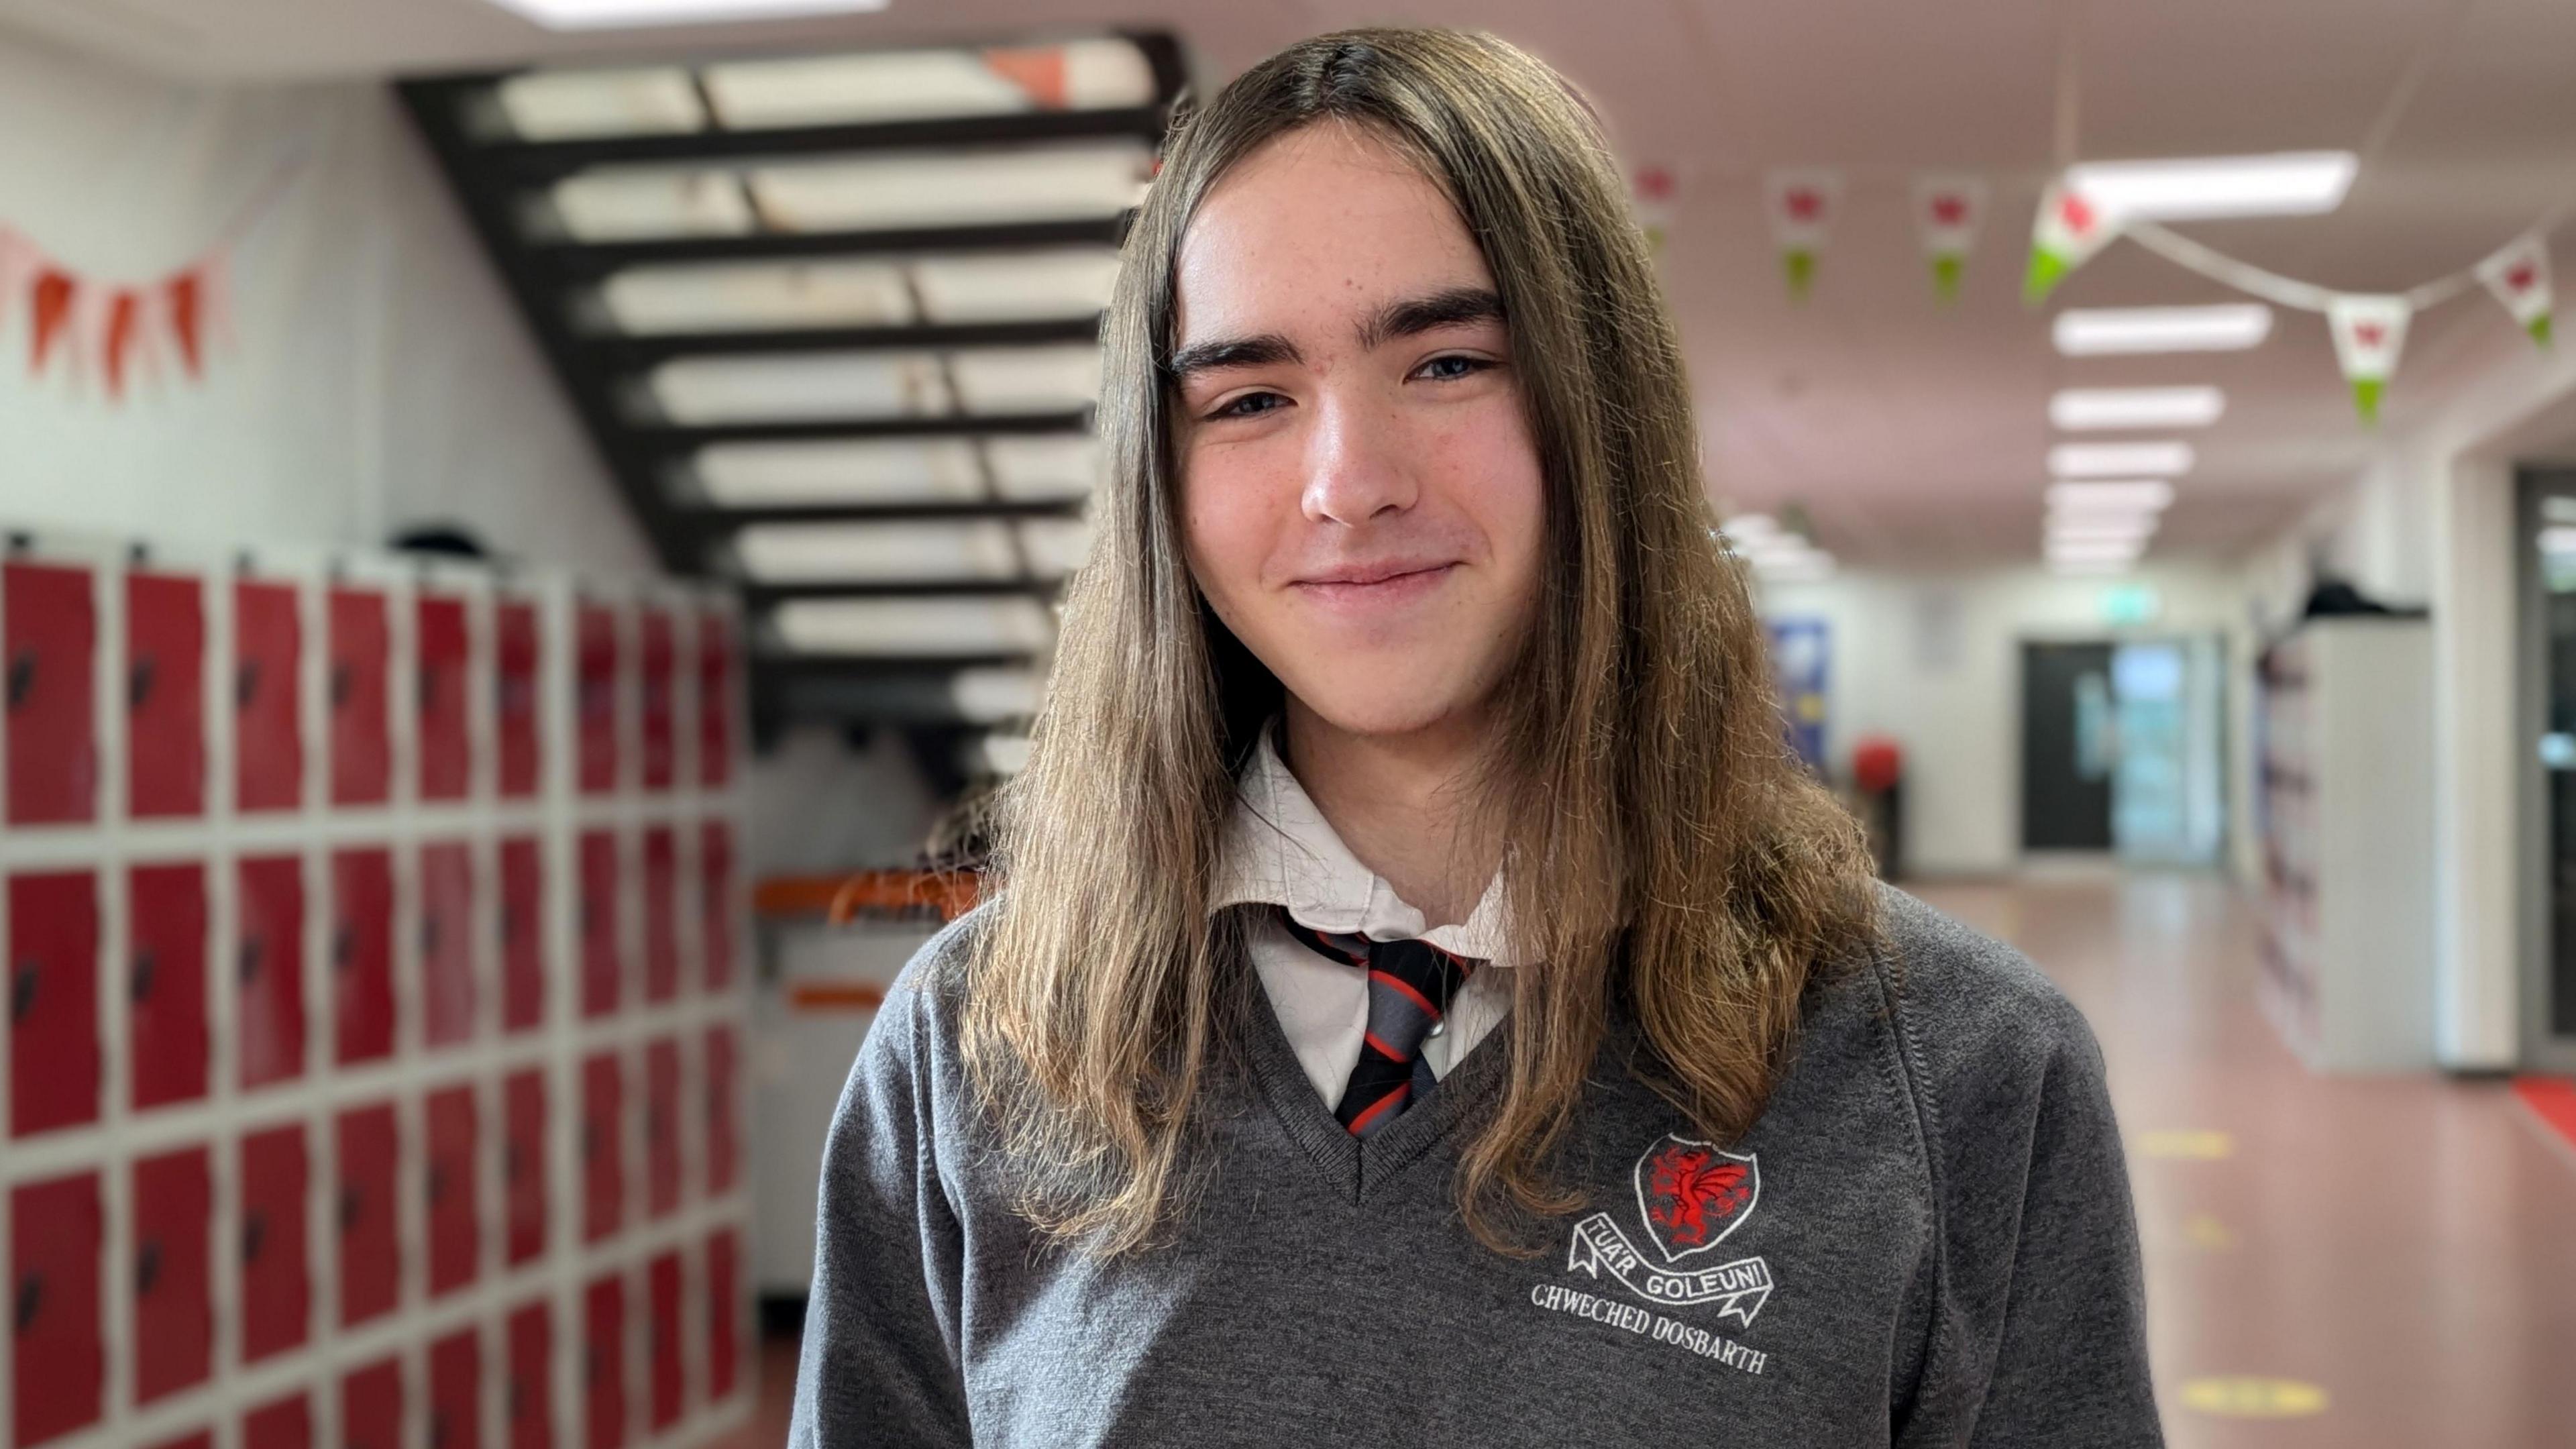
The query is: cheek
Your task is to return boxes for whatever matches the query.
[1177,455,1277,619]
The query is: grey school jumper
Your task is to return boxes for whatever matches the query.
[790,887,2163,1448]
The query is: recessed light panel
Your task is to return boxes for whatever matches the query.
[2049,441,2194,479]
[2050,386,2225,431]
[2054,305,2273,356]
[2063,152,2356,222]
[2047,480,2176,513]
[482,0,889,32]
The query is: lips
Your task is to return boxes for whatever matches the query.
[1289,560,1458,609]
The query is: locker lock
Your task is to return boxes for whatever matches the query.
[241,1212,267,1263]
[131,949,156,1004]
[340,1185,365,1234]
[129,653,156,710]
[235,659,260,710]
[239,936,264,985]
[14,1273,39,1332]
[6,648,34,711]
[329,661,352,711]
[10,959,34,1024]
[333,923,354,971]
[136,1240,162,1297]
[427,1163,447,1207]
[431,1409,451,1449]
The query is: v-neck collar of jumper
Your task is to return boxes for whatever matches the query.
[1228,916,1515,1205]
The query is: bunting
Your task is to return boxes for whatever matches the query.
[1913,174,1988,301]
[1764,169,1843,301]
[2022,180,2118,303]
[0,225,231,403]
[2325,294,2412,424]
[2476,233,2554,347]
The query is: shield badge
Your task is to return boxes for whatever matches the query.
[1632,1133,1760,1263]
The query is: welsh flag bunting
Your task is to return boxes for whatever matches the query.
[2475,234,2554,347]
[1764,169,1843,301]
[0,225,227,400]
[2023,179,2118,304]
[1913,174,1988,301]
[2326,294,2412,423]
[1632,164,1679,254]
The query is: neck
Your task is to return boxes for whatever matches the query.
[1279,697,1502,929]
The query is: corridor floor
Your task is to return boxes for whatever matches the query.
[728,872,2576,1447]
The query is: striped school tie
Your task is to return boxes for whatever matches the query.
[1275,907,1481,1138]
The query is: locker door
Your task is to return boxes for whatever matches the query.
[132,1146,214,1404]
[642,826,678,1004]
[704,1024,740,1197]
[644,1037,680,1220]
[583,1275,627,1449]
[699,821,735,994]
[697,610,733,789]
[639,609,674,792]
[582,1053,624,1244]
[577,604,618,796]
[11,1172,103,1446]
[126,571,206,818]
[342,1357,404,1449]
[237,1124,311,1362]
[243,1392,311,1449]
[5,561,97,825]
[647,1252,684,1431]
[706,1229,741,1403]
[421,840,477,1049]
[236,855,308,1091]
[507,1300,555,1449]
[427,1084,480,1297]
[336,1102,400,1328]
[419,592,472,801]
[10,870,100,1138]
[504,1069,548,1266]
[331,847,395,1067]
[329,587,391,806]
[233,579,304,813]
[580,831,621,1020]
[500,837,545,1034]
[128,861,210,1110]
[496,598,541,800]
[432,1326,484,1449]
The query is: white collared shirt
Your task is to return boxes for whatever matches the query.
[1208,722,1515,1105]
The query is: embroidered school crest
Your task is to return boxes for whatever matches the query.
[1565,1134,1775,1325]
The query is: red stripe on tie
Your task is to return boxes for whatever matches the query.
[1368,969,1441,1018]
[1364,1030,1404,1062]
[1346,1084,1409,1135]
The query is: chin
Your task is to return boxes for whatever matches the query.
[1286,662,1485,740]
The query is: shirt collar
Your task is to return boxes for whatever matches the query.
[1210,718,1521,967]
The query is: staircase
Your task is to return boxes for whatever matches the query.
[398,33,1187,787]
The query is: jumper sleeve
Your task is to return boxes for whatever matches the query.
[788,969,974,1448]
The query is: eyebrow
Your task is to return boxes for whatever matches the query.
[1163,284,1508,384]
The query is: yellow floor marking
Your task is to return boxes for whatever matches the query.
[2138,1129,2235,1159]
[2184,1213,2236,1250]
[2181,1377,2328,1417]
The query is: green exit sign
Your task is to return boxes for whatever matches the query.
[2099,584,2162,626]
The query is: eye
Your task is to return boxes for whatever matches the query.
[1208,390,1288,420]
[1413,354,1493,382]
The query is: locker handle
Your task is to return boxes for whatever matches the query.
[239,935,264,986]
[421,914,441,959]
[241,1211,266,1264]
[10,959,34,1024]
[427,1162,447,1208]
[505,1140,525,1183]
[136,1240,162,1297]
[131,949,156,1004]
[235,659,260,711]
[431,1408,453,1449]
[333,923,354,971]
[339,1185,364,1234]
[14,1272,39,1332]
[6,647,33,711]
[418,663,439,715]
[129,653,156,710]
[329,660,352,712]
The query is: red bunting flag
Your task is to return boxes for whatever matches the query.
[31,266,78,375]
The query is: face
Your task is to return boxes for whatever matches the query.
[1170,123,1546,747]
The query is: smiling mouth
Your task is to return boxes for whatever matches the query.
[1291,562,1458,604]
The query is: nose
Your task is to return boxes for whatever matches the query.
[1300,392,1417,526]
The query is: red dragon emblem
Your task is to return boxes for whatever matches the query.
[1635,1135,1759,1262]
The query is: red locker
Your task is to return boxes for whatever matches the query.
[648,1252,684,1430]
[496,598,541,799]
[427,1084,480,1297]
[129,861,209,1110]
[336,1102,400,1327]
[508,1300,555,1449]
[704,1024,740,1197]
[329,586,391,806]
[126,571,206,818]
[700,821,736,993]
[11,1172,103,1446]
[433,1327,484,1449]
[243,1392,311,1449]
[578,604,618,795]
[233,579,303,813]
[419,592,471,800]
[236,855,307,1091]
[706,1229,741,1402]
[580,830,621,1019]
[331,847,395,1066]
[642,826,678,1004]
[5,561,97,825]
[697,610,733,788]
[9,870,99,1138]
[645,1037,680,1220]
[582,1053,623,1244]
[504,1069,549,1265]
[584,1275,627,1449]
[422,840,477,1048]
[502,837,545,1034]
[640,609,674,792]
[132,1146,213,1404]
[343,1357,403,1449]
[238,1124,310,1362]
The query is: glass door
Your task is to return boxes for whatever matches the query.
[2521,470,2576,1070]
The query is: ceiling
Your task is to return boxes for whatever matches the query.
[9,0,2576,566]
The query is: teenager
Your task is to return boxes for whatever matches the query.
[792,28,2161,1448]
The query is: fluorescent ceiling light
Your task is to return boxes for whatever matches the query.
[2049,556,2135,576]
[2049,441,2194,479]
[2064,151,2356,222]
[2046,540,2147,566]
[772,596,1055,655]
[2047,480,2176,513]
[2054,305,2273,356]
[2048,518,2159,544]
[2050,386,2225,431]
[482,0,888,31]
[2540,525,2576,557]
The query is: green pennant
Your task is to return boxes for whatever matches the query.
[2023,248,2070,306]
[2532,313,2555,347]
[1932,253,1964,302]
[2350,377,2384,424]
[1784,248,1816,301]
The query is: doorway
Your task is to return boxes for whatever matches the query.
[2022,642,2115,850]
[2518,469,2576,1071]
[2023,636,2230,861]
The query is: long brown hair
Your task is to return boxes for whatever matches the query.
[959,26,1878,1255]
